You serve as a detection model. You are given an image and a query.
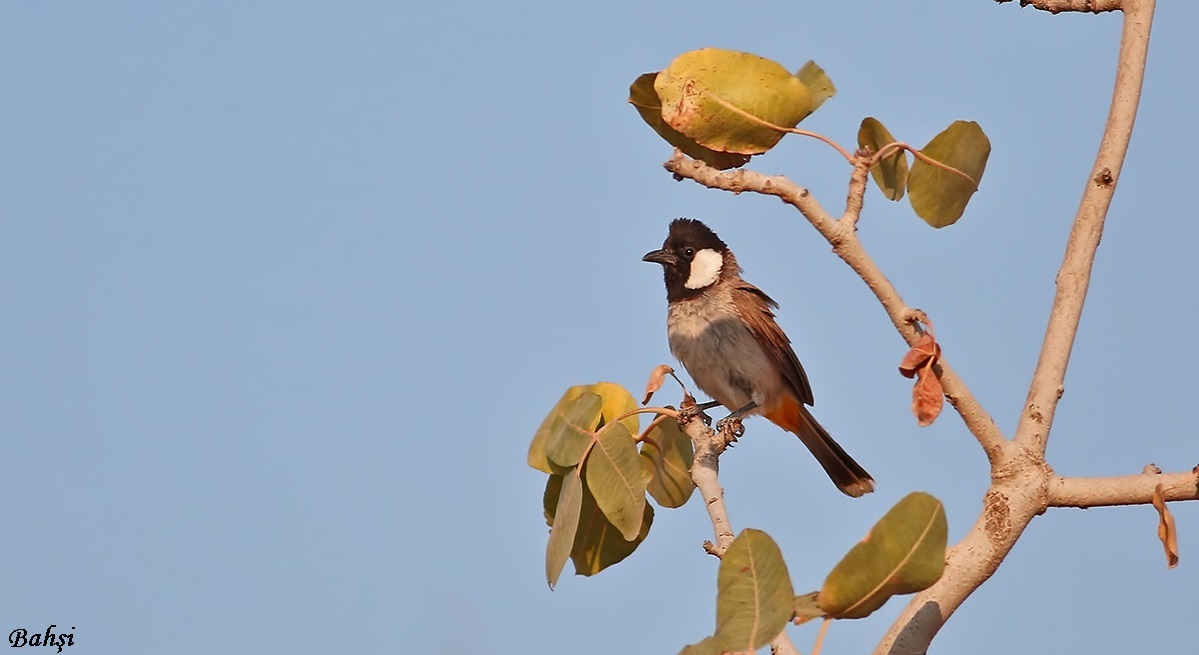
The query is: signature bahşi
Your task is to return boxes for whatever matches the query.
[8,626,74,653]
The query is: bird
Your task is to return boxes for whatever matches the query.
[642,218,874,497]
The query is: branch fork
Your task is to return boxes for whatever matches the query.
[659,2,1188,654]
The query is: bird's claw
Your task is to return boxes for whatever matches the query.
[678,401,714,427]
[715,416,744,440]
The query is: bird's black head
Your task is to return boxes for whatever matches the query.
[643,218,733,300]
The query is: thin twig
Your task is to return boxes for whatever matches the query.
[995,0,1123,12]
[678,413,736,556]
[841,155,871,229]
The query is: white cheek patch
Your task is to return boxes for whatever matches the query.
[684,248,723,289]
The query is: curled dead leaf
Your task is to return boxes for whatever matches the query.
[1152,483,1180,568]
[642,364,675,405]
[899,331,943,426]
[899,332,939,379]
[913,366,944,427]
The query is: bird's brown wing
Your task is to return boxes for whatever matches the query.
[732,283,815,406]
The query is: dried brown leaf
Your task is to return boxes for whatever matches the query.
[899,333,939,379]
[913,363,944,427]
[1152,483,1180,568]
[643,364,675,405]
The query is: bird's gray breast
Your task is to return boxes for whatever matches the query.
[665,297,773,410]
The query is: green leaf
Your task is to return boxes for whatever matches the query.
[629,72,751,170]
[640,415,695,508]
[792,591,824,625]
[545,468,654,577]
[545,466,584,589]
[715,529,795,652]
[546,465,657,573]
[907,120,991,227]
[795,60,836,113]
[543,473,563,526]
[529,387,594,473]
[584,421,650,540]
[544,392,603,469]
[589,381,641,437]
[572,480,653,576]
[654,48,817,155]
[858,117,908,201]
[819,492,948,619]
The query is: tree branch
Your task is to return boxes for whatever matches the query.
[878,1,1157,652]
[841,156,870,229]
[662,4,1160,654]
[1012,0,1153,454]
[656,4,1166,655]
[1049,468,1199,507]
[995,0,1123,13]
[663,152,1007,464]
[771,632,803,655]
[677,410,805,655]
[679,410,736,557]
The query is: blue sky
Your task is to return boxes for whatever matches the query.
[2,2,1195,654]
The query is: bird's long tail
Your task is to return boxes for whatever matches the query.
[764,399,875,497]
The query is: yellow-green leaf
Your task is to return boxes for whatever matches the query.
[792,591,824,625]
[715,529,794,652]
[543,473,563,526]
[544,392,602,469]
[546,466,584,589]
[572,480,653,576]
[629,72,751,170]
[858,117,908,201]
[795,60,836,113]
[907,120,991,227]
[584,421,650,540]
[589,381,640,437]
[640,416,695,508]
[543,470,654,576]
[654,48,816,155]
[529,386,595,473]
[819,492,948,619]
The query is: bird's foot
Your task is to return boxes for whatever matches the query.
[678,397,716,426]
[715,416,744,442]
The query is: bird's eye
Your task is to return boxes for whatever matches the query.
[682,247,695,259]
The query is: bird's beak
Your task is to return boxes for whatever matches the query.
[642,249,676,266]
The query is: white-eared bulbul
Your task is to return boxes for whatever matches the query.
[643,218,875,497]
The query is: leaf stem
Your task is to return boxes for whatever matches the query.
[697,89,854,163]
[636,413,674,444]
[615,406,679,423]
[871,141,978,190]
[812,619,831,655]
